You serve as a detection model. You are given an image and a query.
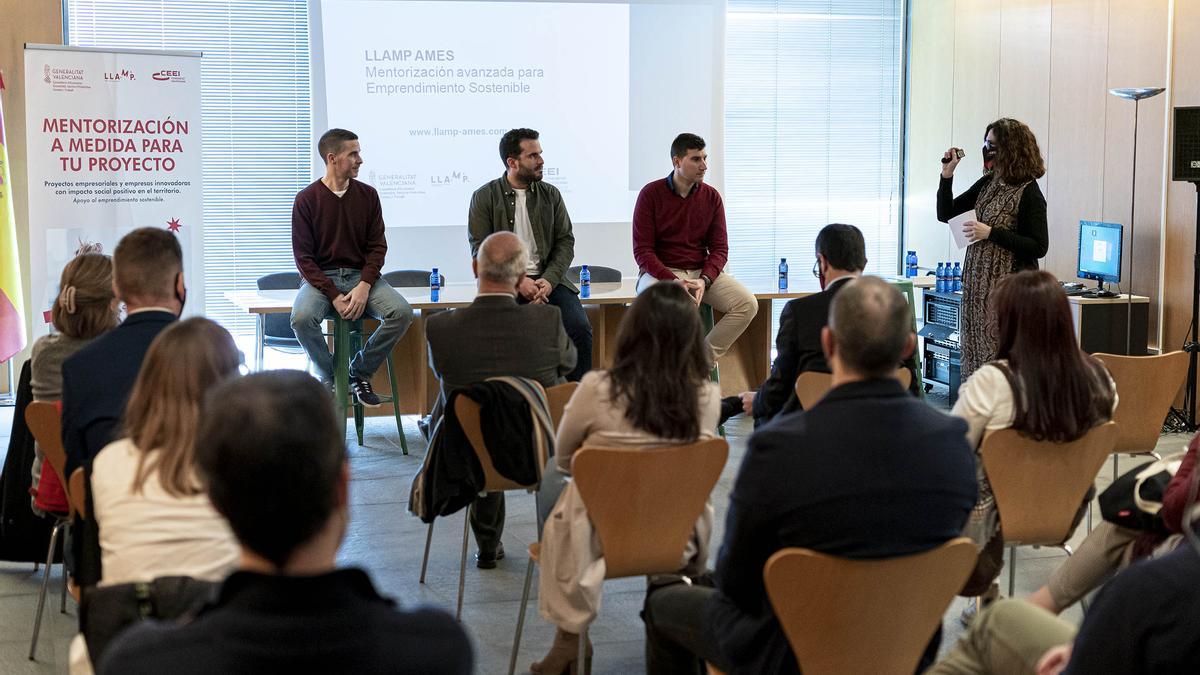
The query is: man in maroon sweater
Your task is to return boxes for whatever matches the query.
[632,133,757,359]
[290,128,413,406]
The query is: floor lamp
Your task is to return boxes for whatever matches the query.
[1109,87,1166,355]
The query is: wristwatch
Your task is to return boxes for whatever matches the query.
[700,274,713,289]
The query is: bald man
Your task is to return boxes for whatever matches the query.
[425,232,576,567]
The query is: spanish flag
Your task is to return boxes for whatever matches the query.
[0,71,27,362]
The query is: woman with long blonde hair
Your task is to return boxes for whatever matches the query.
[90,317,242,584]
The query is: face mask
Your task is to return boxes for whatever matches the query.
[175,272,187,314]
[982,139,998,172]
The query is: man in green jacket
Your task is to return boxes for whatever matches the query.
[467,128,591,381]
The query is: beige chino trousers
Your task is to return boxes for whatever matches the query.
[636,268,758,359]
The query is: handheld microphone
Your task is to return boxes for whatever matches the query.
[942,148,966,164]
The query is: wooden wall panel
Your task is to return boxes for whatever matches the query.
[0,0,63,380]
[998,0,1052,166]
[1043,0,1111,280]
[1103,0,1170,347]
[950,0,1002,164]
[903,0,957,268]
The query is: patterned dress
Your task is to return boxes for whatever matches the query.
[960,177,1030,381]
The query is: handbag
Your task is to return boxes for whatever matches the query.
[1099,452,1186,532]
[80,576,218,666]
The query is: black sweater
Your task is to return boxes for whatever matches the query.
[937,174,1048,271]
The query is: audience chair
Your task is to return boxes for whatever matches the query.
[1093,352,1187,481]
[23,401,74,661]
[764,538,977,675]
[255,272,306,370]
[980,421,1117,596]
[566,265,622,284]
[328,314,408,454]
[510,439,729,674]
[793,367,913,410]
[383,269,445,288]
[545,382,578,430]
[418,390,548,621]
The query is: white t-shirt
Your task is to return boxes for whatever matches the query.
[513,189,541,275]
[91,438,239,585]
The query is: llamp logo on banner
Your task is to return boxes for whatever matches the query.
[104,69,136,81]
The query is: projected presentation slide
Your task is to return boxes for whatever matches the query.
[317,0,631,227]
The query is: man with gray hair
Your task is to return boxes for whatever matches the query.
[425,232,576,567]
[643,276,977,674]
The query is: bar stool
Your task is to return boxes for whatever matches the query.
[699,303,724,436]
[328,315,408,453]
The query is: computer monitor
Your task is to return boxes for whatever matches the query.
[1077,220,1122,296]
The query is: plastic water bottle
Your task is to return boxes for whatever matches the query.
[952,262,962,292]
[905,250,918,278]
[579,265,591,299]
[778,258,789,291]
[430,267,440,302]
[935,262,946,293]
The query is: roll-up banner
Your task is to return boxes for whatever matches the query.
[23,44,202,334]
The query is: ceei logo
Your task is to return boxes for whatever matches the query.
[152,69,185,82]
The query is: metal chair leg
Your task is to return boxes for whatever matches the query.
[1007,544,1017,597]
[509,557,535,675]
[59,563,68,614]
[457,514,470,621]
[29,521,64,660]
[385,355,408,455]
[419,521,435,583]
[579,624,590,675]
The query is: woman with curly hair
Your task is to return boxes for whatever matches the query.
[937,118,1049,380]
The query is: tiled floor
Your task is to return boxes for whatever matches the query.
[0,395,1190,674]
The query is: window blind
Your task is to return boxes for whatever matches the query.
[725,0,903,293]
[67,0,312,336]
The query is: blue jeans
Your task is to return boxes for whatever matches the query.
[520,281,592,381]
[290,269,414,381]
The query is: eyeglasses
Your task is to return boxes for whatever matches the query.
[812,260,821,279]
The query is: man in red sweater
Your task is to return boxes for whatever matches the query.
[290,128,413,406]
[632,133,756,359]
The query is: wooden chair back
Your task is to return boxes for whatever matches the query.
[545,382,579,430]
[1094,351,1187,454]
[69,468,87,519]
[980,421,1117,546]
[794,367,913,410]
[454,392,546,492]
[763,538,977,675]
[24,401,73,518]
[571,439,728,579]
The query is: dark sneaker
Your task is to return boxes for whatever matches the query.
[475,543,506,569]
[350,375,382,408]
[719,395,743,425]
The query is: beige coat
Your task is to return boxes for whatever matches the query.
[537,371,720,633]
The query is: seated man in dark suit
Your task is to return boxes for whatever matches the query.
[426,231,576,568]
[722,223,865,425]
[62,227,184,476]
[61,227,185,586]
[643,276,978,674]
[98,371,472,675]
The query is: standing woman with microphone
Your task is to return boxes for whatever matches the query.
[938,118,1049,380]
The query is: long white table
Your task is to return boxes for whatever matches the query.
[225,278,821,415]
